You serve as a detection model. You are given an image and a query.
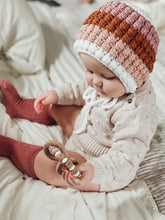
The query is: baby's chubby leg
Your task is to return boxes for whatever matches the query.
[51,104,82,138]
[34,149,99,192]
[0,134,98,191]
[34,149,85,187]
[0,79,82,138]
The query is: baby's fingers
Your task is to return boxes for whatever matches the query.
[35,102,44,113]
[34,100,44,113]
[62,171,77,186]
[34,94,48,111]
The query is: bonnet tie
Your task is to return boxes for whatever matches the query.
[74,86,118,134]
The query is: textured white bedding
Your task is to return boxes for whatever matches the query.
[0,0,165,219]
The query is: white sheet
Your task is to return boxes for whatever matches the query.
[0,0,165,219]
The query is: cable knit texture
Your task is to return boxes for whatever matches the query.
[74,1,159,93]
[56,80,158,191]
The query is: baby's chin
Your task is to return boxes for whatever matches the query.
[90,85,112,98]
[97,90,107,98]
[97,90,117,99]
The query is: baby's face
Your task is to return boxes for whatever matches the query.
[80,53,126,98]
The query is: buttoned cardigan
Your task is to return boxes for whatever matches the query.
[56,79,157,191]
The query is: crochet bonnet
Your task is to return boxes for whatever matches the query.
[74,1,159,93]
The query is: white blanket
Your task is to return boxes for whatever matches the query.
[0,0,165,219]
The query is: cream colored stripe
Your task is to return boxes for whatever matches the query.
[78,133,109,157]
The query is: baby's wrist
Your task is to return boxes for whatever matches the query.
[53,90,58,103]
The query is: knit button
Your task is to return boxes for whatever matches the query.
[128,98,133,103]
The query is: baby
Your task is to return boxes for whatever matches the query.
[0,1,159,192]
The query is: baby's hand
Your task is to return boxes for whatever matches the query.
[62,162,95,189]
[34,90,58,113]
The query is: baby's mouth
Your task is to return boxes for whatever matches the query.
[92,85,105,96]
[96,89,105,97]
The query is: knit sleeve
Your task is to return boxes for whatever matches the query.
[55,80,86,106]
[88,106,158,191]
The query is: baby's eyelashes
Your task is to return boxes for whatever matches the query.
[86,69,116,80]
[101,74,116,80]
[88,70,94,74]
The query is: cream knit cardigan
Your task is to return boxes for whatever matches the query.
[56,79,157,192]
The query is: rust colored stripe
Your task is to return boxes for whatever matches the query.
[83,11,155,72]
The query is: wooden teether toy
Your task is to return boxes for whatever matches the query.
[44,140,81,177]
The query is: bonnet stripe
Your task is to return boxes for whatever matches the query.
[83,11,155,72]
[97,1,159,54]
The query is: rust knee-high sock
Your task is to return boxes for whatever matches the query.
[0,135,42,178]
[0,80,55,125]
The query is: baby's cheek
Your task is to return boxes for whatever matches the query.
[108,86,125,97]
[104,82,118,96]
[85,74,92,86]
[103,81,113,92]
[104,87,113,96]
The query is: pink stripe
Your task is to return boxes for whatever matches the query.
[97,2,159,53]
[77,25,150,87]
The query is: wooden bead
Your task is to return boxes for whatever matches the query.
[55,153,65,162]
[65,160,74,169]
[71,167,79,176]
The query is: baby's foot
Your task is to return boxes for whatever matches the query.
[0,79,55,124]
[0,79,21,117]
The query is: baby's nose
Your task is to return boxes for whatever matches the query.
[93,76,102,87]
